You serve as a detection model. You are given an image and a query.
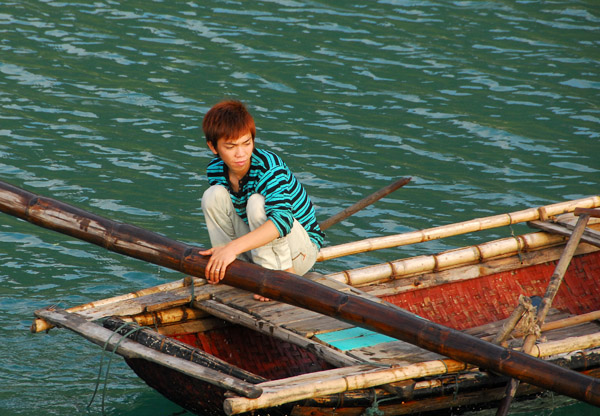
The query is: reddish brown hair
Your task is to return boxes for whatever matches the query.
[202,100,256,147]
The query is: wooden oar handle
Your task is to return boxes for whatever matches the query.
[319,176,411,231]
[574,207,600,218]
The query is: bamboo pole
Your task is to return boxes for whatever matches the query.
[0,180,598,407]
[155,318,228,337]
[224,332,600,415]
[319,177,411,231]
[36,308,263,398]
[31,277,205,333]
[295,368,600,416]
[317,196,600,261]
[482,310,600,342]
[224,360,469,415]
[496,213,591,416]
[491,296,531,346]
[123,306,209,327]
[532,333,600,358]
[540,310,600,334]
[326,229,571,286]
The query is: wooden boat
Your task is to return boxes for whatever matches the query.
[1,180,599,415]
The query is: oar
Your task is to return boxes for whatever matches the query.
[319,177,411,231]
[0,180,598,406]
[496,209,594,416]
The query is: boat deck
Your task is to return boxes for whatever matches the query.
[49,267,599,370]
[33,255,600,415]
[197,273,600,364]
[197,273,443,367]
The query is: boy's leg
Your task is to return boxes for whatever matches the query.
[246,194,318,275]
[201,185,252,262]
[287,220,319,276]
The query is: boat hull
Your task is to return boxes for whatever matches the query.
[381,250,600,330]
[119,250,600,415]
[124,325,332,415]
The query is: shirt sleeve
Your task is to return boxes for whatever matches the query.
[256,166,295,237]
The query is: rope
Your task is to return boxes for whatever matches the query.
[509,222,523,263]
[514,297,541,340]
[453,372,460,401]
[87,321,146,413]
[359,388,408,416]
[360,390,385,416]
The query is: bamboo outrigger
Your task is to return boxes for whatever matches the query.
[1,180,599,415]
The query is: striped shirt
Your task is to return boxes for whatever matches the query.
[206,148,325,249]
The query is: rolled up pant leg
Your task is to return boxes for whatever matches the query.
[201,185,252,262]
[247,194,318,275]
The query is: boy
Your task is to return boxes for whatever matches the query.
[199,100,324,300]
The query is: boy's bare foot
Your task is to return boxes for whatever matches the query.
[253,294,271,302]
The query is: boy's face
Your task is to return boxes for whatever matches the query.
[208,132,254,178]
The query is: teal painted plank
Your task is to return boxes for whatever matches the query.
[316,327,397,351]
[317,327,374,343]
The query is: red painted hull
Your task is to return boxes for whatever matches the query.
[127,326,332,415]
[124,250,600,415]
[381,250,600,330]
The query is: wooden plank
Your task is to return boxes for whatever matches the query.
[283,315,354,338]
[575,207,600,218]
[272,273,400,338]
[316,327,397,351]
[236,275,367,336]
[264,308,330,331]
[193,299,361,368]
[35,308,263,399]
[156,317,230,337]
[347,340,442,366]
[210,286,255,304]
[240,299,297,317]
[529,220,600,248]
[213,274,370,339]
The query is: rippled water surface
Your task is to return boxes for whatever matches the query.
[1,1,599,415]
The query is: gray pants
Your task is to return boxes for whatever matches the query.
[201,185,318,275]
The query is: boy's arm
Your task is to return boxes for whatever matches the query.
[199,220,280,283]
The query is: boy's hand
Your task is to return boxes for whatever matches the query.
[199,245,237,284]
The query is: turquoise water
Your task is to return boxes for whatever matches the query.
[0,1,599,415]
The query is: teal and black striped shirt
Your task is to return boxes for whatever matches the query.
[206,148,325,249]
